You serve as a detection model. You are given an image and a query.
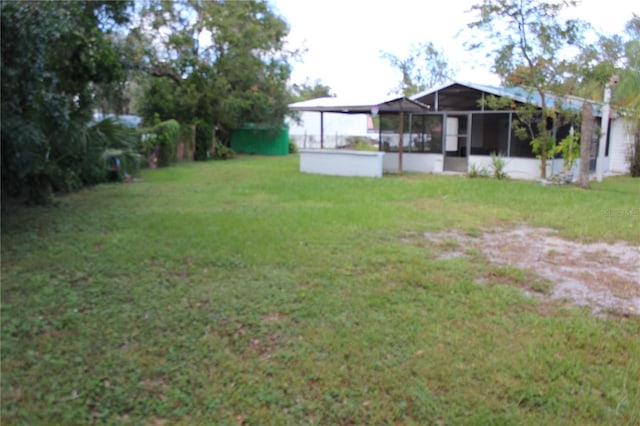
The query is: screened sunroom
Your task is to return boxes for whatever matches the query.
[289,81,611,180]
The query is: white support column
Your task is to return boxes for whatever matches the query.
[320,111,324,149]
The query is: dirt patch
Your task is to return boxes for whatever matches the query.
[261,312,286,323]
[247,333,286,360]
[424,227,640,316]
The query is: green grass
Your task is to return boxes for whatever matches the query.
[2,155,639,425]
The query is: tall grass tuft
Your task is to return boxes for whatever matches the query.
[490,152,509,180]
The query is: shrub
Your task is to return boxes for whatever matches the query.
[140,119,180,167]
[289,138,299,154]
[468,163,489,178]
[179,124,196,161]
[212,143,235,160]
[194,120,213,161]
[490,152,509,180]
[345,136,377,151]
[155,120,180,167]
[103,149,141,181]
[80,117,139,185]
[554,132,580,170]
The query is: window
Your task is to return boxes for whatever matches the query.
[470,113,510,156]
[509,114,536,158]
[380,113,443,153]
[409,115,443,153]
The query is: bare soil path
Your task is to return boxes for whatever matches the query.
[424,226,640,316]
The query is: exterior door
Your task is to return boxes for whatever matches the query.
[444,114,469,172]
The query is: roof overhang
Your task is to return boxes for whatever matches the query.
[411,80,605,116]
[288,96,431,114]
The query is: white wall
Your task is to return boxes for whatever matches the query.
[469,156,548,180]
[383,153,443,173]
[288,112,371,149]
[608,118,633,174]
[294,115,628,180]
[299,149,384,178]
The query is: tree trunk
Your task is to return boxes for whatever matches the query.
[210,124,217,154]
[539,95,548,179]
[190,124,196,161]
[630,128,640,177]
[577,102,593,189]
[540,142,547,179]
[398,110,404,174]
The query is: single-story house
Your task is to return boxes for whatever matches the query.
[289,81,635,180]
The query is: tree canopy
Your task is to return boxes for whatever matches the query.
[290,78,334,102]
[1,0,134,203]
[467,0,587,178]
[380,41,455,96]
[3,0,636,204]
[133,0,295,142]
[1,0,298,203]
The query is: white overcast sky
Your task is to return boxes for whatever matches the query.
[270,0,639,101]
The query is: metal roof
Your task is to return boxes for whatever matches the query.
[288,81,605,116]
[411,80,605,116]
[288,95,431,114]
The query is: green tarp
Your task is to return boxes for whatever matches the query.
[230,125,289,156]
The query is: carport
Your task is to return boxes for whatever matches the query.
[289,96,431,173]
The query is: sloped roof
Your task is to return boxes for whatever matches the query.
[288,95,430,114]
[411,80,605,116]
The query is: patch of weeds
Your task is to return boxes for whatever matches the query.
[490,152,509,180]
[483,265,555,298]
[464,247,483,259]
[484,264,529,287]
[468,163,490,178]
[529,278,555,295]
[464,228,483,238]
[440,237,461,250]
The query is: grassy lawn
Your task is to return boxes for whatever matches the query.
[2,155,639,425]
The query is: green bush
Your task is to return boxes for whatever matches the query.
[51,167,83,193]
[345,136,377,151]
[468,163,489,178]
[194,120,213,161]
[103,149,141,182]
[554,132,580,170]
[212,143,235,160]
[77,118,139,187]
[490,152,509,180]
[140,119,180,167]
[289,138,299,154]
[155,120,180,167]
[179,124,196,160]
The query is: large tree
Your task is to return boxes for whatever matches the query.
[134,0,295,145]
[468,0,586,179]
[381,41,455,96]
[290,78,334,102]
[1,0,133,204]
[569,14,640,177]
